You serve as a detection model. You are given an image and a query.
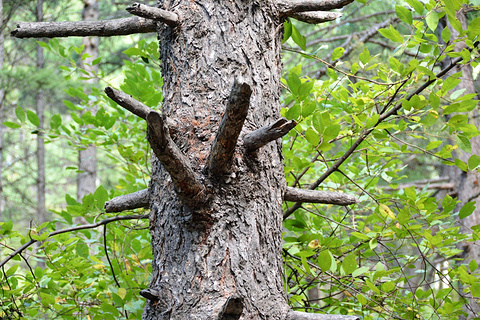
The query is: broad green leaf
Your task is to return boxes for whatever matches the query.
[405,0,424,14]
[395,6,412,25]
[332,47,345,61]
[467,16,480,41]
[379,25,403,43]
[317,250,332,272]
[468,155,480,170]
[442,27,451,43]
[426,11,439,31]
[3,121,21,129]
[94,185,109,205]
[50,114,62,129]
[291,24,306,50]
[342,254,357,275]
[305,128,320,146]
[26,110,40,127]
[359,47,370,65]
[15,106,25,123]
[123,47,147,57]
[459,201,476,219]
[283,20,292,43]
[76,241,89,258]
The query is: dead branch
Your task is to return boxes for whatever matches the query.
[105,189,150,213]
[147,111,209,206]
[208,79,252,177]
[105,86,152,120]
[382,177,454,191]
[289,11,342,24]
[11,17,156,38]
[277,0,354,15]
[287,310,359,320]
[243,118,296,152]
[126,3,179,26]
[0,214,148,269]
[284,186,358,205]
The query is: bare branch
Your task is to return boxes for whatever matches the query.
[0,214,148,268]
[208,79,252,177]
[105,86,152,120]
[126,2,179,26]
[105,189,150,213]
[243,118,296,152]
[284,186,357,205]
[147,111,209,206]
[277,0,353,15]
[289,11,342,24]
[287,310,359,320]
[11,17,156,38]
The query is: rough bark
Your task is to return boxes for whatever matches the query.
[289,11,342,24]
[284,187,358,205]
[77,0,98,203]
[143,1,289,319]
[126,2,179,26]
[105,189,150,213]
[11,17,156,38]
[277,0,353,15]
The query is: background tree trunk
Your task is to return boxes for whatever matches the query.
[77,0,99,202]
[143,1,289,318]
[0,0,5,218]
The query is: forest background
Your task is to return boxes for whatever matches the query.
[1,0,480,319]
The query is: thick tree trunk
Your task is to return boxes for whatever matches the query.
[143,1,288,319]
[77,0,99,202]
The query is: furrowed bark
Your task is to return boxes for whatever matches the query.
[104,86,152,120]
[11,17,156,38]
[277,0,354,15]
[287,311,360,320]
[126,2,179,26]
[208,80,252,177]
[289,11,342,24]
[284,186,357,205]
[104,189,150,213]
[146,111,208,207]
[243,118,296,152]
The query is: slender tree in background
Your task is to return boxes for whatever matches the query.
[35,0,46,230]
[0,0,5,218]
[77,0,99,203]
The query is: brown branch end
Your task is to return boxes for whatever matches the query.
[244,118,296,152]
[105,86,152,120]
[284,187,358,206]
[126,3,179,26]
[105,189,150,213]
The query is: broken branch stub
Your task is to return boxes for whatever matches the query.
[243,117,296,152]
[11,17,156,38]
[289,11,342,24]
[287,310,360,320]
[147,111,209,207]
[277,0,354,15]
[104,87,152,120]
[104,189,150,213]
[126,3,179,26]
[284,186,358,206]
[208,80,252,177]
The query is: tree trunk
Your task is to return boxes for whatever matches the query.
[0,0,5,218]
[77,0,99,202]
[143,1,288,319]
[440,10,480,319]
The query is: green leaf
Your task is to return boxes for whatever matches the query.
[291,24,306,50]
[395,6,412,25]
[26,110,40,127]
[3,121,21,129]
[50,114,62,129]
[76,241,89,258]
[287,70,301,96]
[359,47,370,65]
[286,103,301,121]
[317,250,332,272]
[459,201,476,219]
[332,47,345,61]
[455,158,468,172]
[123,47,146,57]
[442,27,451,43]
[379,204,396,219]
[472,283,480,298]
[468,155,480,170]
[457,134,472,153]
[469,259,478,272]
[426,11,439,31]
[94,186,109,205]
[467,16,480,41]
[305,128,320,146]
[342,254,357,275]
[15,107,26,123]
[405,0,424,14]
[283,20,292,43]
[379,25,403,43]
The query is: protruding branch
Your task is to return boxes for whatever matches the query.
[105,86,152,120]
[126,3,179,26]
[105,189,150,213]
[147,111,208,206]
[208,80,252,177]
[284,186,358,205]
[289,11,342,24]
[11,17,156,38]
[243,118,296,152]
[277,0,354,15]
[287,310,360,320]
